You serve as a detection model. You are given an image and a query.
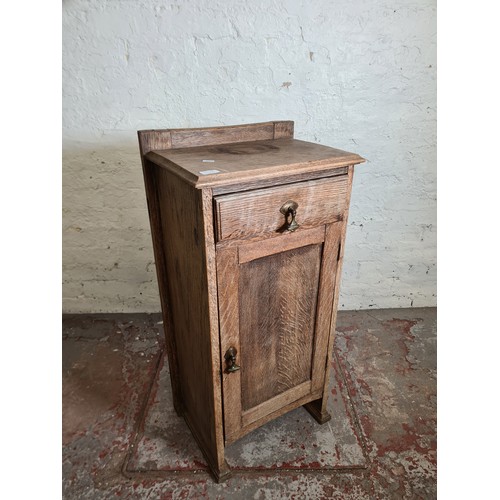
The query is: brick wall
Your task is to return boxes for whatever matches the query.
[63,0,436,312]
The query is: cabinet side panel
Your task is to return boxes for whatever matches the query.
[155,167,221,466]
[140,158,182,414]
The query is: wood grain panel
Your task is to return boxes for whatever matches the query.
[170,122,275,149]
[148,138,364,189]
[273,121,294,139]
[216,246,243,441]
[137,129,172,155]
[241,381,311,427]
[309,223,342,393]
[137,131,181,416]
[139,122,292,153]
[304,165,355,424]
[200,187,228,475]
[211,167,349,196]
[238,244,322,411]
[214,175,348,241]
[155,168,227,478]
[238,226,325,264]
[225,387,324,445]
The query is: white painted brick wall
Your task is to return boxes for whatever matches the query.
[63,0,436,312]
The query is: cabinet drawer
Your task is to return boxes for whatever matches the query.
[214,175,349,242]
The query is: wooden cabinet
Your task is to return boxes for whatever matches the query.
[138,121,364,482]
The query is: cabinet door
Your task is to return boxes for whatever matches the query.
[217,223,342,444]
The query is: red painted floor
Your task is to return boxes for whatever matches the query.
[62,308,436,498]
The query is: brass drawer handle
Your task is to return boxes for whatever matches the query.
[280,200,300,232]
[224,347,241,373]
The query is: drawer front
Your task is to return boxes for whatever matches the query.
[214,175,348,242]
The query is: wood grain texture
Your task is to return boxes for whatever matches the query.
[225,388,323,445]
[217,230,327,441]
[241,381,311,427]
[273,121,294,139]
[170,121,275,149]
[147,138,364,189]
[211,166,349,196]
[214,219,336,252]
[138,129,172,156]
[238,226,325,264]
[304,165,355,424]
[200,187,227,473]
[137,132,182,416]
[309,222,342,394]
[216,246,243,443]
[154,168,225,480]
[214,175,348,242]
[238,243,322,410]
[139,121,292,151]
[139,122,364,479]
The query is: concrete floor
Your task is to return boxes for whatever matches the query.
[62,308,436,499]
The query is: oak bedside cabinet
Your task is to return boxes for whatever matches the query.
[137,121,365,482]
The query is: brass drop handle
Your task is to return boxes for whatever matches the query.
[280,200,300,232]
[224,347,241,373]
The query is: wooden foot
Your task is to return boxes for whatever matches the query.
[209,459,232,483]
[304,399,331,424]
[182,413,231,483]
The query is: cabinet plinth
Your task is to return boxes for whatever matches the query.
[138,121,365,482]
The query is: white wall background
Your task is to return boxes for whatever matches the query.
[63,0,436,313]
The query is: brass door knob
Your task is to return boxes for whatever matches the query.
[280,200,300,232]
[224,347,241,373]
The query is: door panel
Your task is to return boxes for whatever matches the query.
[239,243,322,410]
[217,223,342,444]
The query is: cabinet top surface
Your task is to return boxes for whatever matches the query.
[147,138,365,188]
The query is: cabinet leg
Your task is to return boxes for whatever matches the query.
[209,459,232,483]
[196,441,232,483]
[181,413,232,483]
[304,398,331,425]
